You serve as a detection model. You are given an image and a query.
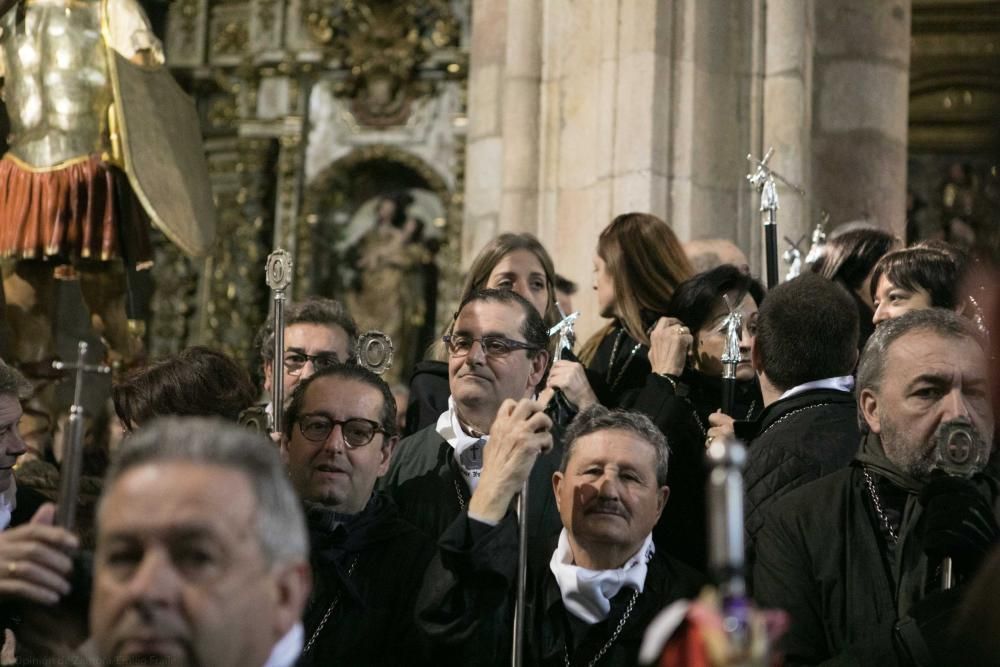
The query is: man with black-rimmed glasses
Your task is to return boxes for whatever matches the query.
[253,297,359,426]
[280,363,434,666]
[381,288,563,563]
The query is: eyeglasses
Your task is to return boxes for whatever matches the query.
[442,334,539,358]
[282,351,342,374]
[297,414,386,448]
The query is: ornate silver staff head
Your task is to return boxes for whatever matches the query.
[355,330,394,375]
[720,295,744,381]
[547,310,580,363]
[804,211,830,266]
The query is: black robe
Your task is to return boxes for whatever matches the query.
[297,493,435,667]
[380,422,565,572]
[418,512,704,667]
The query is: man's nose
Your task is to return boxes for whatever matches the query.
[322,423,348,454]
[597,473,620,498]
[299,358,318,380]
[464,340,487,366]
[942,387,973,422]
[4,429,27,459]
[126,550,180,608]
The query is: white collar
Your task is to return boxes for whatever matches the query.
[0,477,17,532]
[778,375,855,402]
[437,397,489,492]
[549,529,655,624]
[262,622,303,667]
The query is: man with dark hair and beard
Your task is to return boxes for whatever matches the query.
[753,308,999,666]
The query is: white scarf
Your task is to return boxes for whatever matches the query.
[549,529,655,624]
[0,478,17,532]
[436,397,489,493]
[262,622,303,667]
[778,374,855,401]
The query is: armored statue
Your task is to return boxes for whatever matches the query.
[0,0,215,449]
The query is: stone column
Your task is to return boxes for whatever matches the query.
[463,0,544,265]
[760,0,814,275]
[811,0,911,237]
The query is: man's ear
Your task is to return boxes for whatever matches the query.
[377,435,399,476]
[528,350,550,394]
[552,471,564,514]
[656,485,670,518]
[263,360,273,394]
[859,387,881,434]
[271,561,311,639]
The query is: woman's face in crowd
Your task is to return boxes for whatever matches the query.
[690,291,758,381]
[486,249,550,317]
[871,274,934,325]
[593,255,616,319]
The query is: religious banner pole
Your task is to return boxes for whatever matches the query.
[266,249,293,433]
[52,342,111,531]
[747,148,805,289]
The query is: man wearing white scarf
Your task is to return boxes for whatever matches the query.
[418,404,703,667]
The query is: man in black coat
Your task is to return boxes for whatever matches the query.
[753,309,999,666]
[736,273,862,564]
[418,405,703,667]
[281,364,434,666]
[381,289,564,561]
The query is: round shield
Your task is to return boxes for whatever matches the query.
[356,330,394,376]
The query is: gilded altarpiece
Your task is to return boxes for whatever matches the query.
[157,0,469,377]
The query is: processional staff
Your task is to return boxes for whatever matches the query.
[52,342,111,531]
[266,249,293,433]
[511,310,581,667]
[747,148,805,290]
[719,296,743,417]
[706,436,751,656]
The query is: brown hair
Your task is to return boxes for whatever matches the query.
[579,213,693,363]
[460,233,560,326]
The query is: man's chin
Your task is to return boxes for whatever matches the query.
[115,639,188,666]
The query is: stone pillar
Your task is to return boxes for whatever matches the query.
[811,0,910,237]
[463,0,544,265]
[760,0,814,274]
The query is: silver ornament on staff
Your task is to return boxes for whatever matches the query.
[747,148,805,290]
[266,249,293,433]
[931,422,987,590]
[706,436,751,655]
[52,342,110,531]
[355,330,394,375]
[720,296,743,417]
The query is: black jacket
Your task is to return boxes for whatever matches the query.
[297,493,435,667]
[739,388,860,564]
[752,463,1000,666]
[418,513,704,667]
[405,360,449,437]
[380,424,565,571]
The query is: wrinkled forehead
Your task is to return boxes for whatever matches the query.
[0,394,23,427]
[453,300,526,336]
[284,322,350,354]
[301,376,385,421]
[885,329,987,383]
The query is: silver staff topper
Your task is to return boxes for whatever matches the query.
[52,342,111,531]
[804,211,830,267]
[933,421,987,590]
[747,148,805,289]
[266,249,293,433]
[548,310,580,363]
[355,330,394,376]
[720,295,743,416]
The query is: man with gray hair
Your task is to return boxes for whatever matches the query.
[89,417,311,667]
[753,309,999,666]
[418,404,702,666]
